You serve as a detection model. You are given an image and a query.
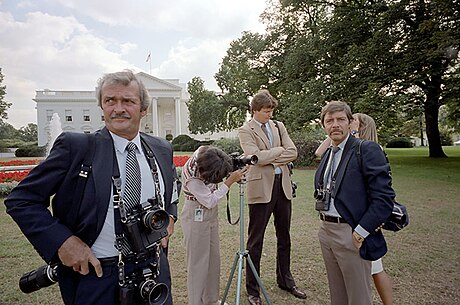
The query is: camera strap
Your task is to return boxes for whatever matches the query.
[110,137,164,285]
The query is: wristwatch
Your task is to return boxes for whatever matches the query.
[353,231,364,243]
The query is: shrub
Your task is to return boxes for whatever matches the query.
[290,127,326,167]
[15,145,46,157]
[440,130,453,146]
[0,181,19,197]
[172,134,194,146]
[386,137,414,148]
[165,134,173,141]
[212,138,242,154]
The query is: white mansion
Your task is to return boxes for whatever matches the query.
[34,72,235,146]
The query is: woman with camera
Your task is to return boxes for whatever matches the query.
[180,146,248,305]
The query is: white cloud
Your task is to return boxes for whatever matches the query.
[0,0,267,128]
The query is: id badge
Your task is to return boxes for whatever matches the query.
[194,207,203,222]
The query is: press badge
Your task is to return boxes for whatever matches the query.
[194,207,203,222]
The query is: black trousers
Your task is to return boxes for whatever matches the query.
[245,174,295,297]
[57,247,172,305]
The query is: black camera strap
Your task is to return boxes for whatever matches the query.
[110,137,163,285]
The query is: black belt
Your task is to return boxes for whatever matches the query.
[319,213,347,224]
[98,256,118,266]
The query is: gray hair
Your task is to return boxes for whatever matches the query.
[96,70,150,111]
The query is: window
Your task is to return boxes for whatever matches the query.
[46,110,53,121]
[65,110,72,122]
[83,109,90,122]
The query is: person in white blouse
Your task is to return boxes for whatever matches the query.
[180,146,248,305]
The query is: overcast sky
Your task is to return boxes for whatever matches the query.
[0,0,267,128]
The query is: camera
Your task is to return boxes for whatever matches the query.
[230,152,258,171]
[287,162,297,198]
[123,197,170,258]
[314,188,331,211]
[120,263,169,305]
[19,264,57,294]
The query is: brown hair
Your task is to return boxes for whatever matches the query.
[320,100,353,126]
[250,89,278,113]
[353,113,378,142]
[196,146,233,184]
[96,70,150,111]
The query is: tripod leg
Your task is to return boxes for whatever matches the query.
[221,252,239,304]
[246,254,273,305]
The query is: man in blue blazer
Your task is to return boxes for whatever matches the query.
[5,71,179,305]
[314,101,394,305]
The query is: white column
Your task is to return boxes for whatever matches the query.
[152,97,159,136]
[175,97,181,136]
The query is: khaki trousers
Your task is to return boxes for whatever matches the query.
[318,221,372,305]
[181,199,220,305]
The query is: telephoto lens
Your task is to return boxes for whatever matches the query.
[19,264,58,293]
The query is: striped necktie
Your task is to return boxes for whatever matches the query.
[123,142,141,211]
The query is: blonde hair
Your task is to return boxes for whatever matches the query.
[353,113,378,142]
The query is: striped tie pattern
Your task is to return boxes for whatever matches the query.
[123,142,141,211]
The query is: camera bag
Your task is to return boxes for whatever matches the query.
[356,139,409,232]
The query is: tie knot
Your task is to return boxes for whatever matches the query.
[126,142,137,153]
[332,146,340,154]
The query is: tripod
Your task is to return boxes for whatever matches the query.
[220,179,272,305]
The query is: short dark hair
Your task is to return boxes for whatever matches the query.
[320,100,353,126]
[96,70,150,111]
[196,146,233,184]
[250,89,278,113]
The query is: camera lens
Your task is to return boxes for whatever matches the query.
[19,265,57,294]
[143,209,170,231]
[139,279,169,305]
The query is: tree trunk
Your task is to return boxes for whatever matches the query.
[424,82,447,158]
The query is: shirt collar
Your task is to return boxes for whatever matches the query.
[110,131,142,154]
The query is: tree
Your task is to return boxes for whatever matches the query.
[0,68,12,121]
[0,120,20,140]
[19,123,38,142]
[215,0,459,157]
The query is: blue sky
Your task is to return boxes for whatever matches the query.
[0,0,267,128]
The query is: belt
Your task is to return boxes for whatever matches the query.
[98,256,119,266]
[319,213,347,224]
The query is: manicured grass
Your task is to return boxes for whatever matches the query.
[1,147,459,304]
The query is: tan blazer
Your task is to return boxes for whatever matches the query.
[238,119,297,204]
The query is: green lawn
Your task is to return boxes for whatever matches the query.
[1,147,459,304]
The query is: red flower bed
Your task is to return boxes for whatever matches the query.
[0,170,31,183]
[0,157,189,183]
[173,156,190,167]
[0,159,41,167]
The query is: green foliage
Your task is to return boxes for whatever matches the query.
[0,181,19,197]
[0,68,12,121]
[439,129,453,146]
[214,0,459,158]
[290,126,326,167]
[172,134,194,146]
[15,145,46,157]
[212,138,242,155]
[18,123,38,142]
[0,121,20,140]
[386,137,414,148]
[165,134,173,141]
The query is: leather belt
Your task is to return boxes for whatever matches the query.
[319,213,347,224]
[98,256,118,266]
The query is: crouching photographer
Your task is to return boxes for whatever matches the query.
[180,146,249,305]
[5,70,180,305]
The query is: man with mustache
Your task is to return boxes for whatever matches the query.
[5,70,180,305]
[313,101,394,305]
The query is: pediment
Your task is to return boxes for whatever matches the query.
[136,72,182,92]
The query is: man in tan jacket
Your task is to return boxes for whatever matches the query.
[238,89,306,305]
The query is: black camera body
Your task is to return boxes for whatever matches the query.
[123,198,170,257]
[230,152,258,171]
[120,263,169,305]
[19,264,58,294]
[314,188,331,211]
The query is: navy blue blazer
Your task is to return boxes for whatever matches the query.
[314,135,394,260]
[5,127,178,263]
